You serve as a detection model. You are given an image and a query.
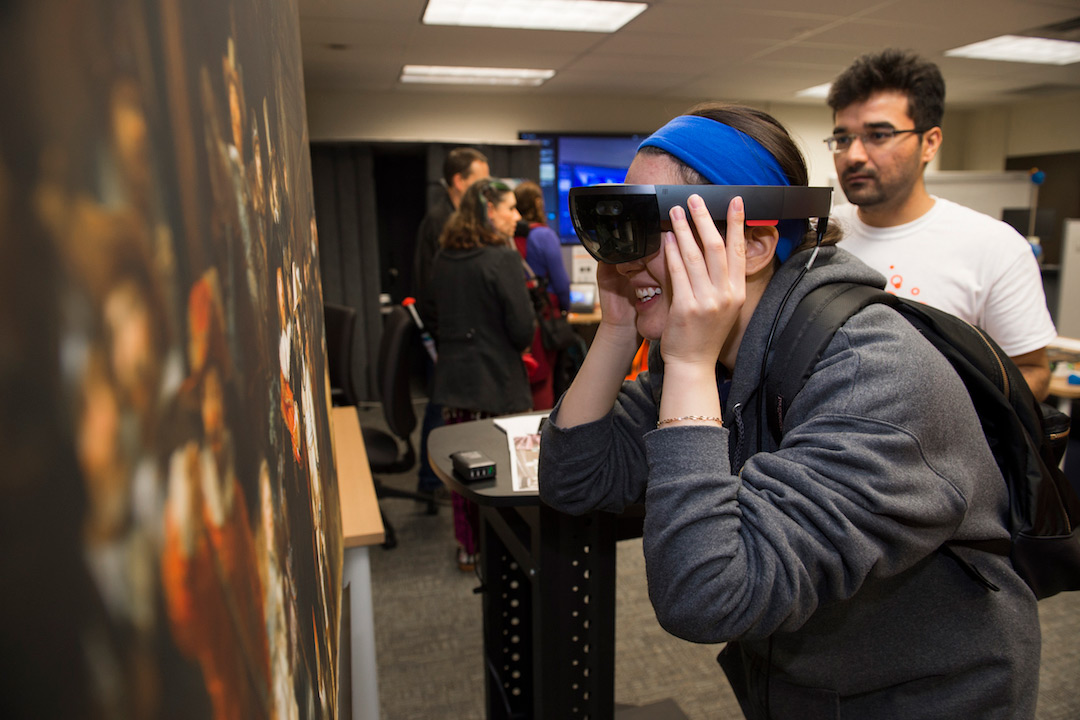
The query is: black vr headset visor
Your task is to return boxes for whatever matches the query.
[569,184,833,264]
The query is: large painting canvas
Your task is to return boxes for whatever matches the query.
[0,1,343,717]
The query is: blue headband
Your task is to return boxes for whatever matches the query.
[638,115,804,262]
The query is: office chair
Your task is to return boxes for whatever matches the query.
[324,302,435,550]
[324,302,360,408]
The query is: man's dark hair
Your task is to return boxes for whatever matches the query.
[827,49,945,131]
[442,147,488,186]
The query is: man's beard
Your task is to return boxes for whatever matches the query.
[840,171,887,207]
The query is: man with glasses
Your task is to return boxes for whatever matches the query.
[826,49,1055,400]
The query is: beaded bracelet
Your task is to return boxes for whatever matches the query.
[656,415,722,428]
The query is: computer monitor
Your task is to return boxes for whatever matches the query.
[518,132,647,244]
[568,282,597,313]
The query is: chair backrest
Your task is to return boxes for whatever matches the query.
[376,306,419,442]
[323,302,359,406]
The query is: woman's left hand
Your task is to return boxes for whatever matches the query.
[659,194,747,367]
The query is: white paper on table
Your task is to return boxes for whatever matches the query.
[493,413,549,492]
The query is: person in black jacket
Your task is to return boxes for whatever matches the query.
[413,148,490,303]
[413,147,489,496]
[428,177,535,570]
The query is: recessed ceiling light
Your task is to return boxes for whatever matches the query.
[796,83,831,99]
[945,35,1080,65]
[422,0,647,33]
[400,65,557,87]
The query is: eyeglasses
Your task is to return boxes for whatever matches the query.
[824,128,927,154]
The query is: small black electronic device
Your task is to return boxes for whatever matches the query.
[569,184,833,264]
[450,450,497,483]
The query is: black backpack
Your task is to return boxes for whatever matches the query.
[763,282,1080,600]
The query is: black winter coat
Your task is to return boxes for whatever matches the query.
[429,244,535,415]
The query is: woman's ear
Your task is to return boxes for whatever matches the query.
[744,225,779,275]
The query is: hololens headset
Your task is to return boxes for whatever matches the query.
[569,184,833,264]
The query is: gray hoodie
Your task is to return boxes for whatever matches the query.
[538,246,1039,719]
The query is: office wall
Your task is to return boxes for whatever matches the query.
[307,90,1080,184]
[1005,96,1080,158]
[0,0,342,717]
[938,106,1012,171]
[307,90,674,143]
[307,90,844,182]
[942,98,1080,172]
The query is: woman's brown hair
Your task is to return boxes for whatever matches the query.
[638,102,842,257]
[439,178,515,251]
[513,181,546,225]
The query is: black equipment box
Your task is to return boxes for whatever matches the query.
[450,450,496,483]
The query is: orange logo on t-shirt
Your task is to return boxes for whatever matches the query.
[886,269,919,297]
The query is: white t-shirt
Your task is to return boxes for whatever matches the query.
[833,197,1056,357]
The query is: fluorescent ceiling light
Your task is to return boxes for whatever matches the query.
[945,35,1080,65]
[796,83,831,99]
[401,65,557,87]
[422,0,647,33]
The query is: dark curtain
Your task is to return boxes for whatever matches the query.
[311,144,382,401]
[311,140,540,402]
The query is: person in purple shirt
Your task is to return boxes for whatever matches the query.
[514,181,571,313]
[514,181,573,408]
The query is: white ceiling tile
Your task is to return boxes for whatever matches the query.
[298,0,1080,103]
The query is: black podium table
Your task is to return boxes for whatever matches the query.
[428,413,644,720]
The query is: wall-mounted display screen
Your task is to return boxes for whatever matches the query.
[519,132,647,244]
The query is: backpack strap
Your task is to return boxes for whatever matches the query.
[761,284,1005,593]
[765,283,896,442]
[761,280,1080,597]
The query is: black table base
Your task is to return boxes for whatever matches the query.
[429,414,646,719]
[479,504,617,719]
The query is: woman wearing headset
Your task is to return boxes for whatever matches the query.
[538,103,1038,718]
[428,178,535,571]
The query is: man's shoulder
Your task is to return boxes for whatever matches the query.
[925,198,1035,256]
[931,197,1021,235]
[834,198,1018,234]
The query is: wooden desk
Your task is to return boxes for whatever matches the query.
[1049,374,1080,402]
[332,406,385,720]
[1047,336,1080,364]
[429,415,644,720]
[567,307,601,325]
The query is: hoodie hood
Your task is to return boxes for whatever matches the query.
[726,246,886,409]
